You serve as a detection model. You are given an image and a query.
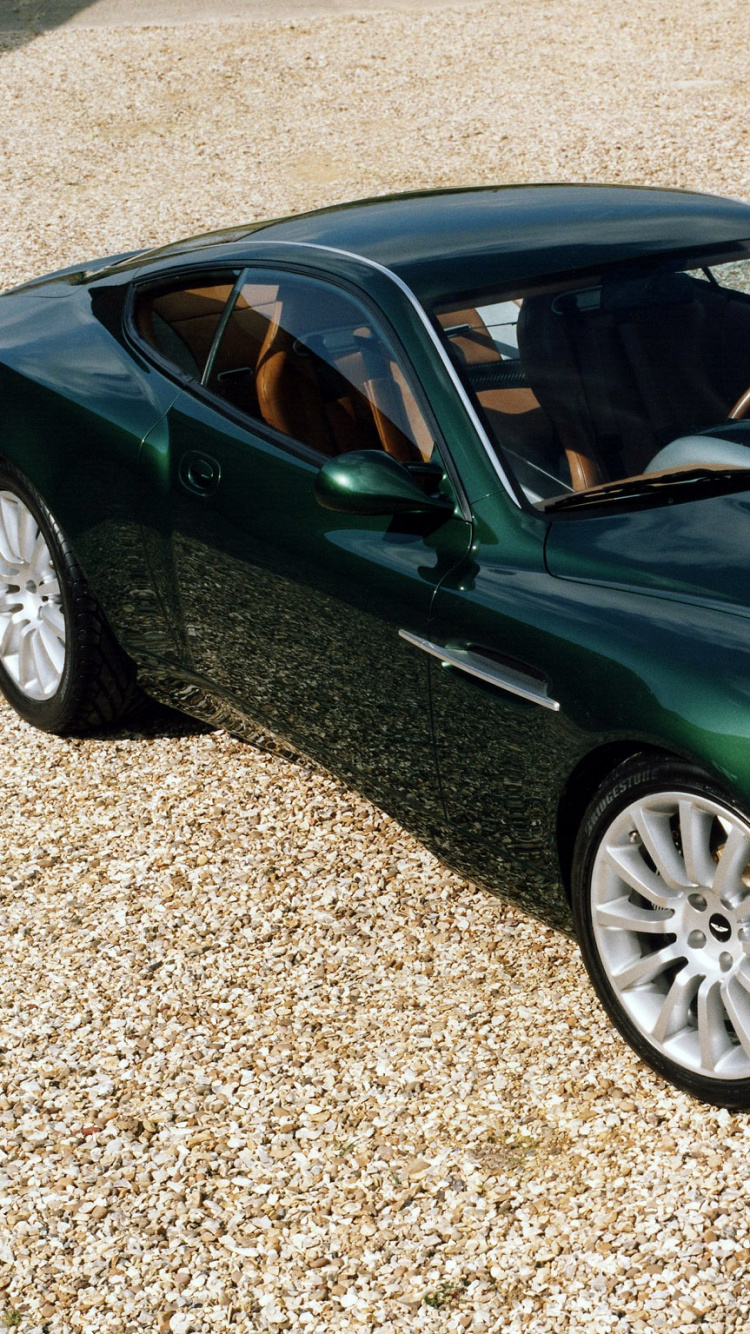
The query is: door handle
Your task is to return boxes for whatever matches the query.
[398,630,560,712]
[179,451,221,497]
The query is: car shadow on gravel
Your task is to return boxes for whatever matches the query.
[68,694,215,743]
[98,693,313,771]
[114,694,215,740]
[0,0,101,53]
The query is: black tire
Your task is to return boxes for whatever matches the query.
[572,753,750,1108]
[0,460,136,734]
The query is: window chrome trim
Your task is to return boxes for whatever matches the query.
[399,629,561,712]
[244,238,520,511]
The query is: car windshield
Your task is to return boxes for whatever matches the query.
[432,243,750,511]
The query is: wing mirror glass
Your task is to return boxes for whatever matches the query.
[314,450,455,517]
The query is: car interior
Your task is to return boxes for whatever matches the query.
[436,253,750,505]
[133,273,435,465]
[134,280,236,381]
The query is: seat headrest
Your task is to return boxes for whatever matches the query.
[600,270,696,312]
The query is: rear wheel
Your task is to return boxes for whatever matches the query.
[0,462,136,734]
[572,755,750,1107]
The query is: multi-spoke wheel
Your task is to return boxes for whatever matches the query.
[572,755,750,1106]
[0,461,136,734]
[0,489,66,700]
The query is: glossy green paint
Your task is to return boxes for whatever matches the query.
[315,451,454,517]
[88,182,750,304]
[3,185,750,939]
[247,185,750,303]
[138,386,472,842]
[425,486,750,933]
[545,490,750,615]
[0,282,177,642]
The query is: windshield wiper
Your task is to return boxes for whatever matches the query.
[541,466,750,515]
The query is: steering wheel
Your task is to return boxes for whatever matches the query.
[645,433,750,474]
[729,387,750,420]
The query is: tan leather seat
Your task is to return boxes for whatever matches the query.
[438,306,568,487]
[205,292,277,419]
[135,284,235,380]
[352,328,421,464]
[390,361,434,461]
[255,300,382,457]
[254,297,422,461]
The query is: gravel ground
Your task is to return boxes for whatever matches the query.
[2,4,750,1332]
[0,0,488,29]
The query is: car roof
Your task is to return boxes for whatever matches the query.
[243,183,750,300]
[118,184,750,303]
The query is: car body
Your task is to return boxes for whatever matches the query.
[5,182,750,1103]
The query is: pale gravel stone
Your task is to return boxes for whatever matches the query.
[0,3,750,1331]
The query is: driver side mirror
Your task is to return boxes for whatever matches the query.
[314,450,455,517]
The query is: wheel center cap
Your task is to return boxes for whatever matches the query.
[709,912,732,943]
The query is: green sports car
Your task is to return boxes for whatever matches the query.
[4,182,750,1106]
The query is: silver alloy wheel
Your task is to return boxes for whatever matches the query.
[592,791,750,1081]
[0,490,65,700]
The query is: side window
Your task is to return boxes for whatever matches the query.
[132,275,238,381]
[704,260,750,295]
[436,255,750,507]
[204,269,435,462]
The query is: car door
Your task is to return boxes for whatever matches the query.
[421,489,585,933]
[136,263,472,838]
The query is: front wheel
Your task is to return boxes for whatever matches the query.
[572,755,750,1107]
[0,461,136,734]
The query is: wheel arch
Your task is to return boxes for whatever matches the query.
[556,740,677,900]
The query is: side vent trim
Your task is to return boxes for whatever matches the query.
[399,629,561,712]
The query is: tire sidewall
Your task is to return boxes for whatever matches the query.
[571,754,750,1108]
